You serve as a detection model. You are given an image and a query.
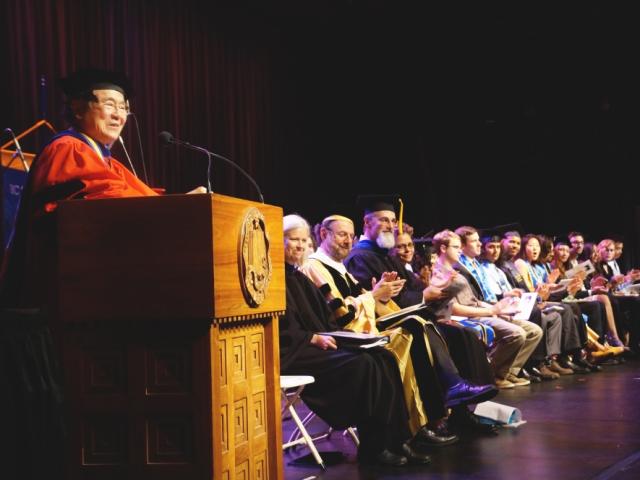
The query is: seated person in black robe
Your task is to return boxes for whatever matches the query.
[344,195,499,433]
[280,218,430,466]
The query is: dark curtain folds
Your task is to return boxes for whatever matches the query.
[1,0,276,201]
[2,2,639,267]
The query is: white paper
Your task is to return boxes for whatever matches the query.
[474,401,526,428]
[513,292,537,321]
[564,260,595,279]
[376,301,428,324]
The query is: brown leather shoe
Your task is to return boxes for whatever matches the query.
[495,377,515,389]
[534,364,559,380]
[505,373,530,386]
[548,359,573,375]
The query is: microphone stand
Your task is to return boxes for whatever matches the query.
[171,139,213,193]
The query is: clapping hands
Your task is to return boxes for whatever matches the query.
[371,271,406,302]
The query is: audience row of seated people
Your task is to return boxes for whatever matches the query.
[280,212,501,467]
[279,196,639,468]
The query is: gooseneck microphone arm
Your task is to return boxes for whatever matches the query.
[3,127,30,172]
[159,132,212,193]
[159,131,264,203]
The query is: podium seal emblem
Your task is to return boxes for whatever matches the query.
[238,207,272,307]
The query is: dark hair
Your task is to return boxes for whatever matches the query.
[433,229,459,253]
[481,234,502,245]
[311,222,323,249]
[454,225,478,245]
[517,234,542,264]
[502,230,521,239]
[582,242,596,263]
[539,235,554,263]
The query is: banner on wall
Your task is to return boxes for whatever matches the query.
[1,166,27,249]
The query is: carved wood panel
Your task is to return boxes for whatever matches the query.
[63,317,281,479]
[64,325,211,479]
[215,322,272,479]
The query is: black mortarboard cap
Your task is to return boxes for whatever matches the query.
[58,68,133,99]
[413,230,434,247]
[478,222,524,242]
[554,237,570,246]
[356,194,399,215]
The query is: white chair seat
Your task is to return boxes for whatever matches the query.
[280,375,315,390]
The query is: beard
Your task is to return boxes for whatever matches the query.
[376,231,395,249]
[329,243,350,261]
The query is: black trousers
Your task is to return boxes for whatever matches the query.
[436,322,495,386]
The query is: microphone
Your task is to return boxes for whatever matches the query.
[118,136,138,177]
[158,131,264,203]
[124,112,149,183]
[3,128,30,172]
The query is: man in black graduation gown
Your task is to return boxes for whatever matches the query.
[280,215,431,466]
[344,195,499,434]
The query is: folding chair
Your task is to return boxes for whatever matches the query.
[280,375,325,469]
[289,411,359,447]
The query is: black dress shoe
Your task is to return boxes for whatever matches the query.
[444,381,499,408]
[601,358,621,366]
[401,442,432,465]
[413,425,459,447]
[574,357,598,373]
[588,363,603,372]
[448,406,500,435]
[560,358,590,374]
[432,421,457,439]
[358,448,408,467]
[519,368,542,383]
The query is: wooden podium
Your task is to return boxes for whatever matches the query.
[55,193,285,480]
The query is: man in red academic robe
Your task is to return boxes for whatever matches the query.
[0,68,201,308]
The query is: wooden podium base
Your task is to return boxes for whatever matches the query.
[62,316,282,479]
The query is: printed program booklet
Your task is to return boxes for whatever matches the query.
[317,331,390,349]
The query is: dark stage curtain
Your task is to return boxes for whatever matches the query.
[1,0,277,201]
[2,1,639,264]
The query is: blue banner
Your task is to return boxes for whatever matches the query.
[2,167,28,249]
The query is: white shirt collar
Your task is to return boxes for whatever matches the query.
[309,248,348,275]
[608,260,621,275]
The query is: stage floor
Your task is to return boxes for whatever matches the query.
[283,358,640,480]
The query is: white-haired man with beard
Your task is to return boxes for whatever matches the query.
[345,195,441,307]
